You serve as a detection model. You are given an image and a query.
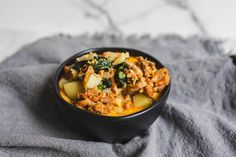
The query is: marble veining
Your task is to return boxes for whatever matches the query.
[163,0,207,35]
[0,0,235,62]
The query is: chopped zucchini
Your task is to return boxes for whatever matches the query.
[97,79,112,90]
[133,94,152,107]
[64,81,84,100]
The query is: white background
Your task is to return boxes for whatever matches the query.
[0,0,236,62]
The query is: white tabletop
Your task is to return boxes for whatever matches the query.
[0,0,236,62]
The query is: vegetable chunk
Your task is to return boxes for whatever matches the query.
[59,78,69,89]
[133,94,152,107]
[64,81,84,100]
[112,52,129,65]
[84,74,102,89]
[59,51,170,116]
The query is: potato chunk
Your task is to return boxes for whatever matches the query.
[59,78,69,89]
[133,94,152,107]
[84,73,102,89]
[64,81,84,100]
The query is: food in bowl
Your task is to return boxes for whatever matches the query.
[59,51,170,116]
[54,48,171,143]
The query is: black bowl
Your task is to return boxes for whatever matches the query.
[53,47,171,143]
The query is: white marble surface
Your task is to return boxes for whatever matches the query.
[0,0,236,62]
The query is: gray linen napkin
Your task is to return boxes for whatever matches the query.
[0,34,235,157]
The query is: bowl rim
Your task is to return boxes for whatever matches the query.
[54,47,171,120]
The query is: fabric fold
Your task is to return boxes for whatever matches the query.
[0,35,235,157]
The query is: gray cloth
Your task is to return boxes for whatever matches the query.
[0,34,235,157]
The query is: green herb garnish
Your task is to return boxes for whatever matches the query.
[118,71,126,79]
[73,60,87,71]
[97,79,112,91]
[93,60,111,71]
[92,56,111,72]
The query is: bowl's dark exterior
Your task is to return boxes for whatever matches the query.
[54,48,171,143]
